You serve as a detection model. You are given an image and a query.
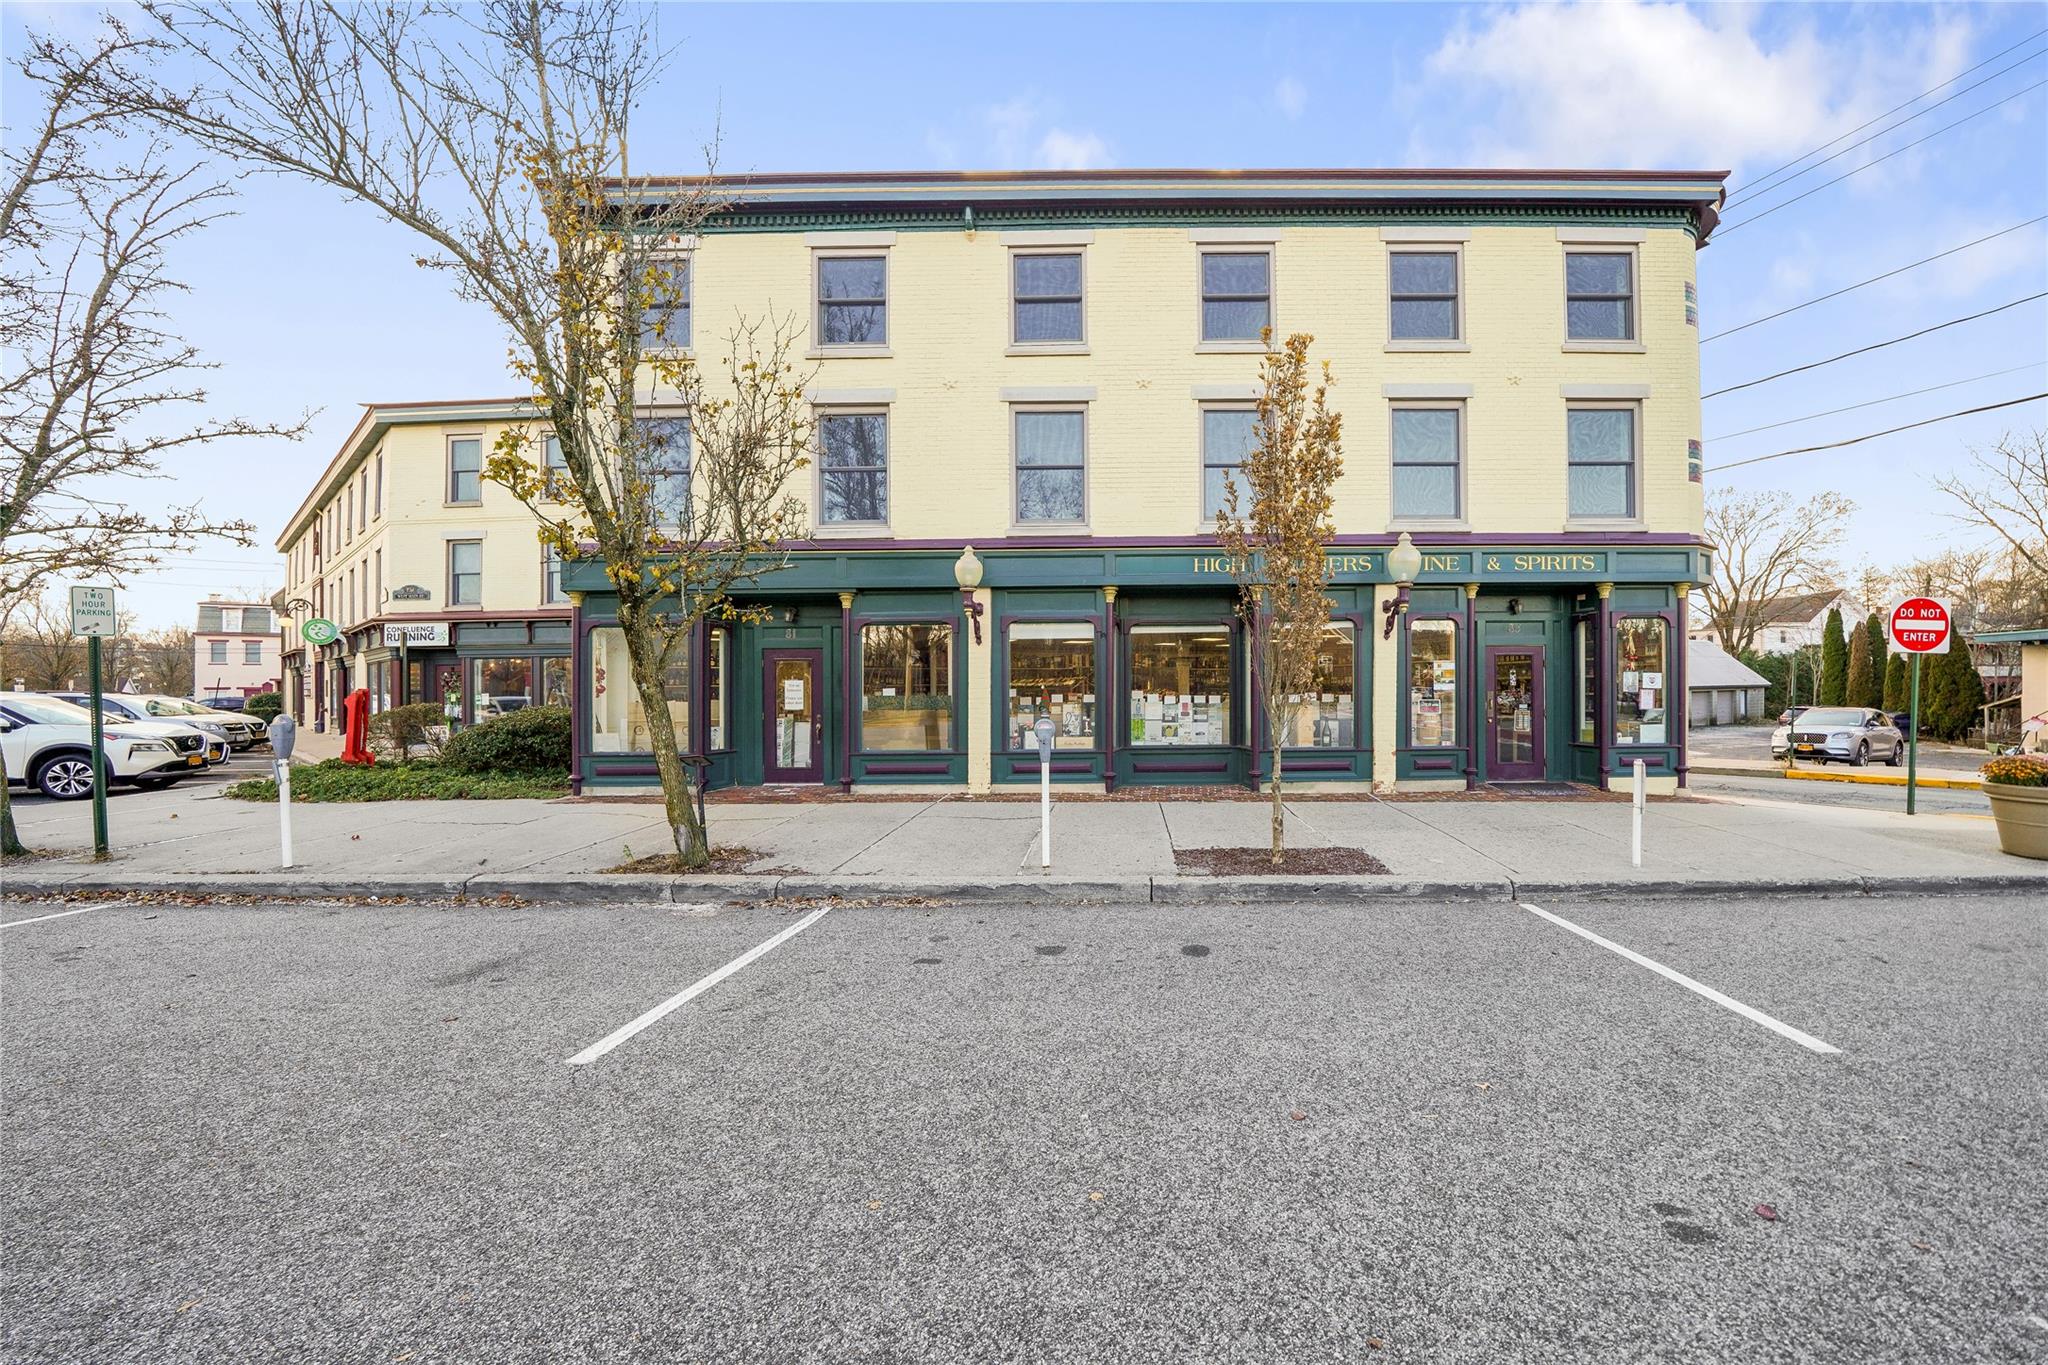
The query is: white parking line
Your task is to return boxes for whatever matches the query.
[1,903,114,929]
[565,907,833,1066]
[1518,901,1839,1055]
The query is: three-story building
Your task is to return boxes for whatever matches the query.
[563,168,1720,794]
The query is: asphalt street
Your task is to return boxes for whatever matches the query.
[3,891,2043,1363]
[1688,771,1992,816]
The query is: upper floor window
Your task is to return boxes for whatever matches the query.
[1389,250,1460,341]
[342,487,351,540]
[543,546,566,604]
[639,255,691,351]
[1014,408,1086,524]
[1565,251,1636,341]
[544,435,570,498]
[244,640,263,665]
[243,607,271,634]
[448,540,482,606]
[1199,250,1270,342]
[1391,405,1462,521]
[1566,405,1638,520]
[819,411,888,525]
[1013,252,1083,345]
[1201,407,1259,522]
[209,640,228,665]
[448,436,483,504]
[373,452,384,516]
[634,416,691,526]
[817,255,887,346]
[358,472,368,529]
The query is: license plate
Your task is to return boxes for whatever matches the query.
[1795,744,1817,752]
[187,754,205,766]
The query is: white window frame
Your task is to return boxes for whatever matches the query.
[1561,238,1644,352]
[1386,244,1466,350]
[448,539,483,607]
[1194,242,1275,353]
[1388,400,1468,528]
[1197,402,1259,526]
[446,433,485,506]
[813,406,891,532]
[1010,404,1089,529]
[1007,245,1088,354]
[638,249,693,356]
[632,409,693,531]
[1563,400,1644,528]
[542,545,566,605]
[811,245,892,357]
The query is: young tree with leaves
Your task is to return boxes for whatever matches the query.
[75,0,821,866]
[1214,333,1343,865]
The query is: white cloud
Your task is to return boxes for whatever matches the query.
[975,94,1111,170]
[1036,128,1111,171]
[1274,76,1308,121]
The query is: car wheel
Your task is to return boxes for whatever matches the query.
[1853,742,1869,767]
[34,754,96,800]
[1887,742,1904,767]
[132,775,180,789]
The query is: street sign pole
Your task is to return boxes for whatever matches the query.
[1907,654,1921,817]
[88,632,108,858]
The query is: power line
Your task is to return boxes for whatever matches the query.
[1702,292,2048,398]
[1702,217,2048,341]
[1706,362,2047,440]
[1715,78,2048,237]
[1708,393,2046,472]
[1728,27,2047,200]
[1723,45,2048,209]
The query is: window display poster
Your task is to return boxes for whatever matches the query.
[783,678,805,711]
[1643,673,1662,691]
[1639,722,1666,744]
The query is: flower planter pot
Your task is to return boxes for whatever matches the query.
[1984,781,2048,860]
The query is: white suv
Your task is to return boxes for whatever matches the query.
[0,695,191,799]
[38,693,230,766]
[56,692,266,750]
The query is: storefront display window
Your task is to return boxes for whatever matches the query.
[860,623,954,751]
[1274,622,1357,748]
[587,626,689,753]
[1576,618,1596,744]
[1129,625,1233,746]
[1008,623,1096,750]
[472,656,534,718]
[540,657,569,709]
[367,660,392,714]
[708,629,728,751]
[1407,619,1458,747]
[1615,617,1668,745]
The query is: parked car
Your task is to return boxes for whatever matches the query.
[16,692,228,766]
[196,694,249,712]
[1771,706,1905,766]
[1776,705,1811,727]
[0,695,192,799]
[55,691,266,750]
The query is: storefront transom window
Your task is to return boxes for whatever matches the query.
[1007,623,1096,751]
[1615,617,1668,745]
[1129,624,1232,746]
[1408,619,1458,747]
[860,623,954,752]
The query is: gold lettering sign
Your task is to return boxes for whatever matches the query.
[1421,553,1462,573]
[1511,553,1602,573]
[1191,553,1377,574]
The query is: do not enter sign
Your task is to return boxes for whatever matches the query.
[1889,597,1952,654]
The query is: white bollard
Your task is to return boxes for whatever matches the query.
[1631,757,1645,869]
[276,759,295,869]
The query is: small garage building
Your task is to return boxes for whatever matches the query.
[1687,640,1768,727]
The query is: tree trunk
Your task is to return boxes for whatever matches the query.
[617,602,710,868]
[0,748,26,857]
[1269,731,1285,865]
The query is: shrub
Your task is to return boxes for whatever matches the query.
[245,691,284,722]
[223,758,568,802]
[1982,755,2048,788]
[370,702,447,760]
[440,705,571,774]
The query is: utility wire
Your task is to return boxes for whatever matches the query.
[1715,78,2048,237]
[1723,46,2048,210]
[1728,26,2047,200]
[1702,292,2047,398]
[1702,217,2047,341]
[1708,393,2046,471]
[1707,362,2047,440]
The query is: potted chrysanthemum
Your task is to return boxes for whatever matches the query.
[1981,754,2048,860]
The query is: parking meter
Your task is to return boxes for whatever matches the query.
[1033,714,1056,761]
[267,713,297,760]
[1033,715,1056,868]
[266,713,297,869]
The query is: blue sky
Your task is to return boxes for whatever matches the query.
[5,1,2045,629]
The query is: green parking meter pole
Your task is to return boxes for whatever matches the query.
[88,632,109,857]
[1906,653,1921,816]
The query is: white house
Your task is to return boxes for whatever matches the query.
[192,596,281,700]
[1689,589,1855,655]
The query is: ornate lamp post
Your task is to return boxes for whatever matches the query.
[1380,532,1423,640]
[955,545,985,643]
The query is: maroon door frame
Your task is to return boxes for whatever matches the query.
[761,648,825,784]
[1484,644,1546,783]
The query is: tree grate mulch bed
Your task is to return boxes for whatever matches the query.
[1173,846,1391,876]
[605,847,800,876]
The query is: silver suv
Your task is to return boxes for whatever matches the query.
[56,692,266,750]
[1779,706,1905,767]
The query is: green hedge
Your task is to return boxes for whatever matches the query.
[245,691,284,722]
[440,705,571,774]
[223,759,567,803]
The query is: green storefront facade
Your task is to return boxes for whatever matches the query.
[562,534,1704,795]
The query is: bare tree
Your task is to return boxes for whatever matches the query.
[75,0,812,865]
[1215,333,1344,864]
[133,626,195,696]
[1935,428,2048,585]
[1700,488,1855,655]
[0,593,87,690]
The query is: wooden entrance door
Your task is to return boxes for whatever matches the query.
[762,649,824,784]
[1485,645,1545,782]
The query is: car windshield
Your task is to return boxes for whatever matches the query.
[143,698,211,716]
[2,696,93,725]
[1802,708,1867,727]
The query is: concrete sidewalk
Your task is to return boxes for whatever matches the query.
[5,780,2040,904]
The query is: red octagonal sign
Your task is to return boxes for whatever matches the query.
[1889,597,1952,654]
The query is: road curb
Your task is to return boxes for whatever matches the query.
[772,875,1151,904]
[1510,875,1868,902]
[1688,762,1982,789]
[1149,876,1507,903]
